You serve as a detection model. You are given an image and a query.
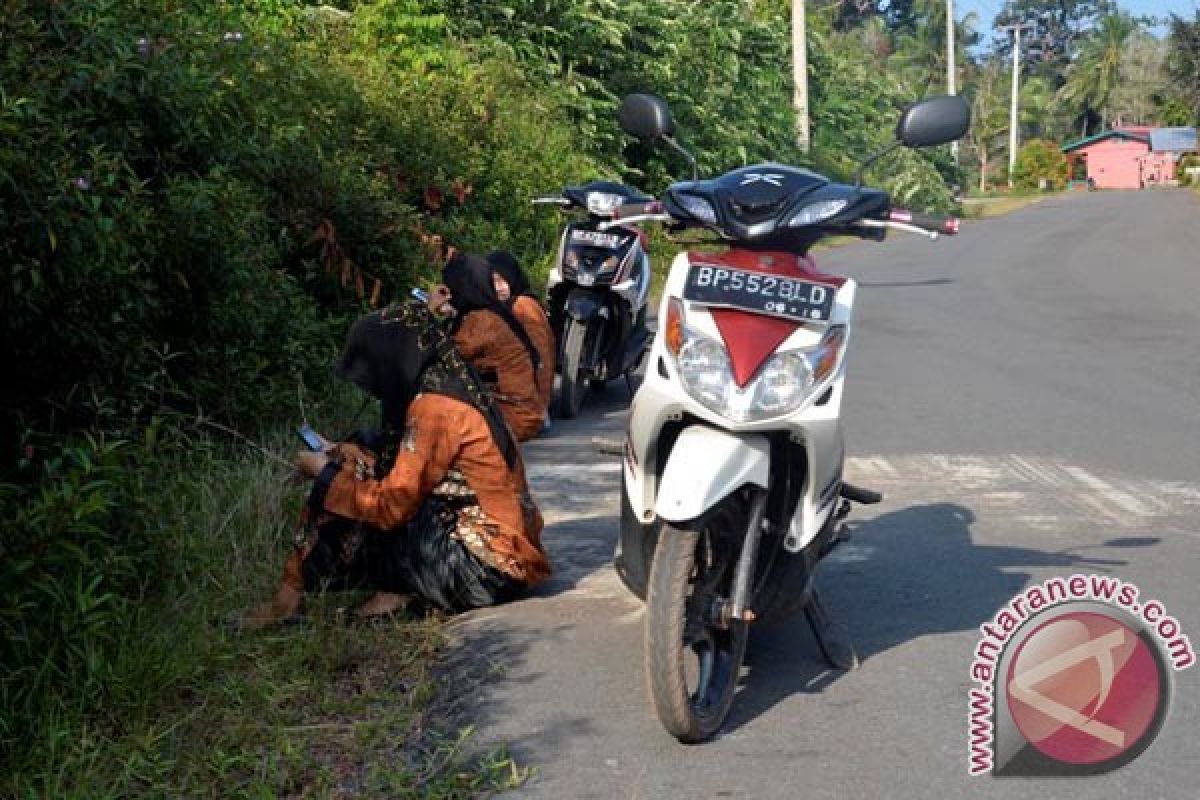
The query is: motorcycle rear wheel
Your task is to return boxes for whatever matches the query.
[645,503,749,743]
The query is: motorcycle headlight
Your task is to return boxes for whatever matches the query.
[672,321,848,422]
[752,351,815,416]
[676,335,732,412]
[788,199,849,227]
[675,193,718,225]
[586,191,625,216]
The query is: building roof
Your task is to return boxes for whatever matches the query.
[1061,129,1150,153]
[1149,127,1198,153]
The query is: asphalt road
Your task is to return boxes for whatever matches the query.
[449,189,1200,799]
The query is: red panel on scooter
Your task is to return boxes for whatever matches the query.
[689,251,846,388]
[710,309,799,387]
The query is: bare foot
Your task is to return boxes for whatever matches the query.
[236,584,304,630]
[353,591,409,618]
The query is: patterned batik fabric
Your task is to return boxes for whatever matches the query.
[432,469,526,581]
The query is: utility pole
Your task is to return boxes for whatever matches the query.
[947,0,958,164]
[999,22,1034,188]
[793,0,810,153]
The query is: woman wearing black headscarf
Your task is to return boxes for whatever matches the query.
[242,302,550,626]
[486,250,556,415]
[434,252,546,440]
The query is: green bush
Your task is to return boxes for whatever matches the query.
[1178,154,1200,186]
[0,1,594,453]
[0,427,202,764]
[808,25,959,212]
[0,0,592,780]
[1013,139,1070,190]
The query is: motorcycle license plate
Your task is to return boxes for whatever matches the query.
[570,229,624,248]
[683,264,836,322]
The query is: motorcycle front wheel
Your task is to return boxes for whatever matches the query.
[556,317,588,418]
[645,501,749,743]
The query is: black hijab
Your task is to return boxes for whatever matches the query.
[334,302,518,468]
[486,249,534,299]
[442,252,541,382]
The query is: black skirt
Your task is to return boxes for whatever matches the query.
[300,496,521,613]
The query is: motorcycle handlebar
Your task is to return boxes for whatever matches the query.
[532,196,572,207]
[597,199,961,240]
[613,200,664,219]
[597,212,673,231]
[887,208,960,235]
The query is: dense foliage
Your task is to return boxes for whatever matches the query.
[0,1,965,786]
[1164,11,1200,126]
[6,0,1195,791]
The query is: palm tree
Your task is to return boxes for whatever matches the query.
[1020,75,1058,141]
[889,0,980,96]
[1057,13,1138,136]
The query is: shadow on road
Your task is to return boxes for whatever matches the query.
[724,501,1143,734]
[436,616,602,761]
[530,513,621,600]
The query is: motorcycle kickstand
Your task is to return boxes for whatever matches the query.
[804,587,860,671]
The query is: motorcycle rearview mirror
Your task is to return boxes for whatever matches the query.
[617,93,675,141]
[895,95,971,148]
[617,93,698,181]
[853,94,971,187]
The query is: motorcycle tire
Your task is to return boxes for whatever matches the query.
[747,541,813,626]
[645,507,749,743]
[557,318,588,419]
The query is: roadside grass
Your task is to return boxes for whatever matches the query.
[960,191,1060,219]
[4,424,528,799]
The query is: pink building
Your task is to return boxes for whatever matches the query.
[1062,127,1197,190]
[1062,130,1152,189]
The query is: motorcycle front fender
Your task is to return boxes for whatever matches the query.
[654,426,770,524]
[564,288,606,323]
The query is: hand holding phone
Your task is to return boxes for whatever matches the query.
[427,285,455,317]
[297,424,325,452]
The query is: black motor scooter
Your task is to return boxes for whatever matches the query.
[533,181,654,418]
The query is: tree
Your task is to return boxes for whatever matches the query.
[1107,31,1166,127]
[1164,11,1200,124]
[1056,12,1137,136]
[993,0,1116,78]
[1019,75,1061,140]
[966,59,1010,192]
[889,0,981,95]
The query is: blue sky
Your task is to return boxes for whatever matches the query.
[958,0,1198,38]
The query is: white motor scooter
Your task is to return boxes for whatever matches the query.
[608,92,969,742]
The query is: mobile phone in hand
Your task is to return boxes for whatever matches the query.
[411,287,430,303]
[297,424,324,452]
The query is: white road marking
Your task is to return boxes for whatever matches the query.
[527,462,621,480]
[525,452,1200,604]
[842,454,1200,531]
[530,452,1200,531]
